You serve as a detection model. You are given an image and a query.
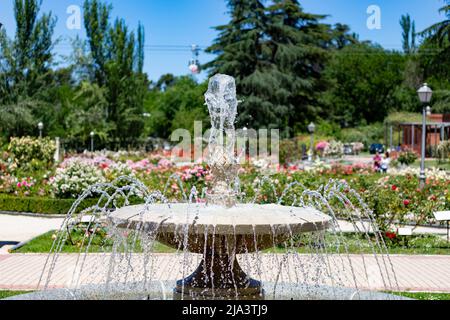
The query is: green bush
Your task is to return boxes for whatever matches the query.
[340,123,384,148]
[0,195,98,215]
[397,149,419,166]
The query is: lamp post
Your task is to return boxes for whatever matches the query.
[417,83,433,189]
[90,131,95,152]
[308,122,316,162]
[38,122,44,139]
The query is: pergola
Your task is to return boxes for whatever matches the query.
[386,121,450,156]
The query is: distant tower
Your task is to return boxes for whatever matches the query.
[188,44,201,75]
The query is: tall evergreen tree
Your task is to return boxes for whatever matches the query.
[265,0,330,133]
[206,0,330,135]
[0,0,56,137]
[331,23,358,49]
[81,0,147,147]
[400,14,416,54]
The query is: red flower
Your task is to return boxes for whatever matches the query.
[403,200,410,206]
[385,232,397,239]
[391,185,398,191]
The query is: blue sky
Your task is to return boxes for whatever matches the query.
[0,0,446,81]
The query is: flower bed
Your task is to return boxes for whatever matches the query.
[0,150,448,233]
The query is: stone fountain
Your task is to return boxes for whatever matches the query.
[110,74,331,299]
[5,74,403,301]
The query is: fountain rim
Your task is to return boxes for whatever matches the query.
[109,203,332,236]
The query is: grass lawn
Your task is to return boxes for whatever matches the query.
[390,292,450,300]
[411,159,450,171]
[13,231,176,254]
[0,291,32,299]
[12,230,450,255]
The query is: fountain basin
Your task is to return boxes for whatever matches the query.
[110,203,331,253]
[110,203,331,299]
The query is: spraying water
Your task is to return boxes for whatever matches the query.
[9,74,403,300]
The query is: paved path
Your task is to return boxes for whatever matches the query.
[0,253,449,293]
[0,214,64,254]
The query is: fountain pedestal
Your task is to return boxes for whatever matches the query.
[174,252,263,300]
[110,203,331,300]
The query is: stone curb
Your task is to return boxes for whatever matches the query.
[0,211,64,219]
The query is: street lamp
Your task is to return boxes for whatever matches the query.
[38,122,44,139]
[90,131,95,152]
[417,83,433,188]
[308,122,316,162]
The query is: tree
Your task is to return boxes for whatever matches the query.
[0,0,57,138]
[144,76,208,138]
[81,0,148,147]
[400,14,416,54]
[265,0,330,133]
[420,0,450,46]
[418,1,450,81]
[322,43,406,126]
[331,23,358,49]
[206,0,330,135]
[83,0,111,86]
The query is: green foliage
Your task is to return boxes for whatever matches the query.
[0,0,57,138]
[0,194,98,215]
[144,76,208,138]
[340,123,384,147]
[397,149,419,166]
[206,0,330,134]
[400,14,416,54]
[385,112,423,125]
[322,43,407,126]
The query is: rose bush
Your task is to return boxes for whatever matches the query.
[8,137,56,170]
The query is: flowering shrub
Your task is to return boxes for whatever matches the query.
[397,149,418,166]
[388,167,449,180]
[323,140,344,158]
[8,137,56,169]
[180,165,209,183]
[436,141,450,163]
[364,174,449,231]
[50,159,106,198]
[351,142,365,154]
[316,141,329,152]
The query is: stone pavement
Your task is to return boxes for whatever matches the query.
[0,214,65,254]
[0,253,449,293]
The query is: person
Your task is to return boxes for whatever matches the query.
[380,152,391,173]
[373,152,382,172]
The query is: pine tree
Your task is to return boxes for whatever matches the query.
[205,0,272,129]
[266,0,330,133]
[206,0,331,134]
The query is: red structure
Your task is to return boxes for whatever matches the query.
[398,114,450,156]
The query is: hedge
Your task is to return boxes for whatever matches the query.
[0,195,99,215]
[0,195,145,215]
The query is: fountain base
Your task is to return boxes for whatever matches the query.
[174,253,263,300]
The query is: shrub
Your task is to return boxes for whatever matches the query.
[0,194,98,215]
[8,137,56,169]
[323,140,344,158]
[49,159,106,198]
[436,141,450,163]
[279,140,299,165]
[397,149,418,166]
[340,124,384,148]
